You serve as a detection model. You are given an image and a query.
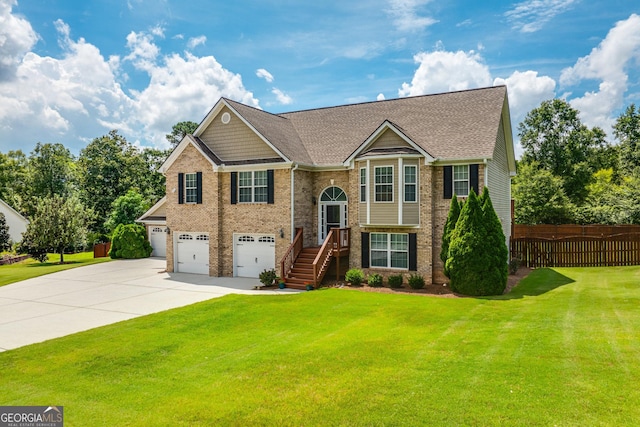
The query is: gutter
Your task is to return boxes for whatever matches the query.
[290,163,299,242]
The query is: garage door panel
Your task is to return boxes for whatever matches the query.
[149,227,167,257]
[176,233,209,275]
[234,234,275,278]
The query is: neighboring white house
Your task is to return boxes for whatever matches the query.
[0,198,28,244]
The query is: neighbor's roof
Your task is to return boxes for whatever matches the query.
[222,85,509,166]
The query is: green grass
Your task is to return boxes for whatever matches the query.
[0,252,111,286]
[1,266,639,426]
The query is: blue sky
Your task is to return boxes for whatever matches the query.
[1,0,639,156]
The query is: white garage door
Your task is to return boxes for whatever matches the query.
[149,226,167,257]
[176,233,209,275]
[234,234,276,278]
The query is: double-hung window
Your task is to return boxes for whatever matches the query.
[360,167,367,202]
[184,173,198,203]
[374,166,393,202]
[404,165,417,202]
[239,171,268,203]
[453,165,469,196]
[370,233,409,269]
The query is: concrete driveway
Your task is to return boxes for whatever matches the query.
[0,258,297,352]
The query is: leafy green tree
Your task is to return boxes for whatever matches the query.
[139,147,169,202]
[109,223,152,259]
[23,143,77,217]
[0,213,10,251]
[0,150,28,213]
[512,162,574,224]
[77,130,146,233]
[614,104,640,175]
[577,169,640,225]
[166,121,198,147]
[519,99,609,203]
[440,194,461,278]
[104,189,151,233]
[20,195,90,263]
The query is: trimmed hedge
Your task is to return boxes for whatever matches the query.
[109,223,152,259]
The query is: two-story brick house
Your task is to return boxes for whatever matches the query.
[157,85,516,288]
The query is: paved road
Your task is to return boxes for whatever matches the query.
[0,258,296,351]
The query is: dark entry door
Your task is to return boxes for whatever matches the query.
[326,204,341,236]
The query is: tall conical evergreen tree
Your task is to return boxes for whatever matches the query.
[441,194,462,278]
[446,189,491,295]
[480,187,508,294]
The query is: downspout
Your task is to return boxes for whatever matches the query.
[290,163,299,242]
[483,159,489,189]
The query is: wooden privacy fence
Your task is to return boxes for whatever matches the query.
[511,225,640,268]
[93,242,111,258]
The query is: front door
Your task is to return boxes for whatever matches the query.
[318,186,348,245]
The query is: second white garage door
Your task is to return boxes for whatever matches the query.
[176,232,209,275]
[234,234,276,278]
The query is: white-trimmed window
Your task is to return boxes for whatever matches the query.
[185,173,198,203]
[370,233,408,269]
[360,167,367,202]
[404,165,417,202]
[374,166,393,202]
[239,171,268,203]
[453,165,469,196]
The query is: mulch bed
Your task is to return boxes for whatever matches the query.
[323,267,533,298]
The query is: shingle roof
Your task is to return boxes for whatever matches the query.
[224,86,507,166]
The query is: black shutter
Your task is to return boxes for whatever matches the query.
[267,169,274,204]
[196,172,203,204]
[409,233,417,271]
[178,173,184,204]
[470,164,479,195]
[361,232,370,268]
[230,172,237,205]
[443,166,453,199]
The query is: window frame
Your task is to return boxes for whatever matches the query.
[374,165,394,203]
[359,167,367,203]
[184,172,198,204]
[403,165,417,203]
[369,232,409,270]
[453,164,469,197]
[238,170,268,203]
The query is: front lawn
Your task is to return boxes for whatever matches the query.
[0,251,111,287]
[1,266,639,425]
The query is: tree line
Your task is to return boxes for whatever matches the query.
[0,122,197,261]
[513,100,640,225]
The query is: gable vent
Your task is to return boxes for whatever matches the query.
[221,112,231,124]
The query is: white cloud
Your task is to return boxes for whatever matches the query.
[187,35,207,50]
[0,0,38,80]
[386,0,438,32]
[272,88,293,105]
[494,70,556,119]
[377,93,386,101]
[560,14,640,132]
[0,16,259,152]
[399,49,492,97]
[150,25,165,38]
[256,68,274,83]
[505,0,577,33]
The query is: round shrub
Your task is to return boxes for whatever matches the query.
[367,273,383,287]
[408,273,425,289]
[388,274,403,288]
[345,268,364,286]
[109,223,152,259]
